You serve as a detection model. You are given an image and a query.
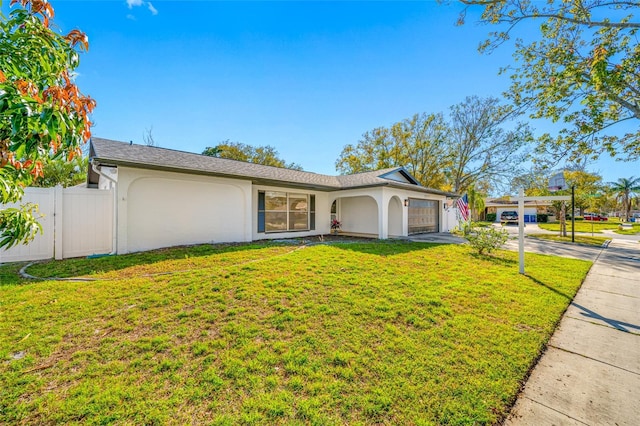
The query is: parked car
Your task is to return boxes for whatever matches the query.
[500,211,518,223]
[584,213,608,222]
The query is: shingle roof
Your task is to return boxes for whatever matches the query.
[90,137,456,196]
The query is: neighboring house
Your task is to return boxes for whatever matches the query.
[88,138,458,254]
[484,198,553,223]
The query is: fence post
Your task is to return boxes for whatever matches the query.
[54,185,63,260]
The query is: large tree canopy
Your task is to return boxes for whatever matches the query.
[335,113,450,189]
[336,97,531,194]
[448,96,531,193]
[459,0,640,163]
[202,141,303,171]
[0,0,95,248]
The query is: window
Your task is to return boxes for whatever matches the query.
[258,191,315,233]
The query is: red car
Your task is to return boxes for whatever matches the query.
[584,213,608,221]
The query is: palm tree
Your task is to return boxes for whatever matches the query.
[467,185,486,221]
[608,176,640,221]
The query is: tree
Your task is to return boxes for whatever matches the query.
[335,113,451,189]
[202,140,303,170]
[459,0,640,163]
[564,170,603,214]
[608,176,640,221]
[466,184,486,221]
[143,126,157,147]
[31,155,88,188]
[447,96,532,193]
[0,0,95,248]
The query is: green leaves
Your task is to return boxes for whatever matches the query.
[0,0,94,248]
[202,140,303,170]
[462,0,640,163]
[336,97,531,194]
[0,203,42,249]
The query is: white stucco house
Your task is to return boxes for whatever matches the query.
[88,138,459,254]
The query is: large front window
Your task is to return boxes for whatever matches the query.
[258,191,315,233]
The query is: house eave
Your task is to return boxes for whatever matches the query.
[91,157,341,191]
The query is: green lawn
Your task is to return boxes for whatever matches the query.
[538,220,640,235]
[0,242,591,425]
[527,233,610,246]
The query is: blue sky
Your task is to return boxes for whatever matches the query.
[11,1,639,187]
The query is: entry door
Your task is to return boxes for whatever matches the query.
[408,199,439,234]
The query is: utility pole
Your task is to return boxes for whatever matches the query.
[571,186,575,243]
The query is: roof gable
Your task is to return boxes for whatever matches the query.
[377,168,420,185]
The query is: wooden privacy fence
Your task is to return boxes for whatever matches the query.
[0,186,114,263]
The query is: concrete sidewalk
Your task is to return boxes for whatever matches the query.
[505,239,640,425]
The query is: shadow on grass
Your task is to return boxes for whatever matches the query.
[469,252,517,265]
[525,274,640,334]
[0,262,27,286]
[329,240,446,257]
[15,241,294,281]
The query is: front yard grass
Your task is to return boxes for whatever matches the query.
[0,242,591,425]
[527,233,610,247]
[538,221,617,233]
[538,220,640,235]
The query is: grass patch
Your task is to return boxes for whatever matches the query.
[538,221,620,233]
[0,242,591,425]
[528,234,609,246]
[613,224,640,235]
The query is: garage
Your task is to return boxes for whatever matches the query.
[408,198,439,234]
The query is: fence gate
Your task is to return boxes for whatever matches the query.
[0,186,113,263]
[408,198,439,234]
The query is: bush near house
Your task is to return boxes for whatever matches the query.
[536,213,548,223]
[0,242,591,425]
[486,213,497,222]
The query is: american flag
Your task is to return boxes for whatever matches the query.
[456,194,470,222]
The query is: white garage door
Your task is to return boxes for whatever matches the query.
[408,199,439,234]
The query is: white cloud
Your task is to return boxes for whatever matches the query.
[147,2,158,15]
[126,0,143,9]
[125,0,157,16]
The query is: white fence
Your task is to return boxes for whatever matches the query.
[0,186,114,263]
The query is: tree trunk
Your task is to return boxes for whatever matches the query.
[560,202,567,237]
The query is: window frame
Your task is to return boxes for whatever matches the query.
[258,191,316,233]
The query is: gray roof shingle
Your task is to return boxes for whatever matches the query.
[90,137,456,196]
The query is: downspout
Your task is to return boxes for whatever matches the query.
[91,160,118,256]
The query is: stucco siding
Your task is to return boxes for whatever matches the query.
[117,168,251,253]
[340,196,378,235]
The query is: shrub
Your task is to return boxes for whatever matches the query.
[465,226,509,255]
[486,213,497,222]
[536,214,548,223]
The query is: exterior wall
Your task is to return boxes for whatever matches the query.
[340,196,379,235]
[251,185,330,240]
[331,187,446,238]
[116,167,251,253]
[109,166,453,254]
[387,196,403,237]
